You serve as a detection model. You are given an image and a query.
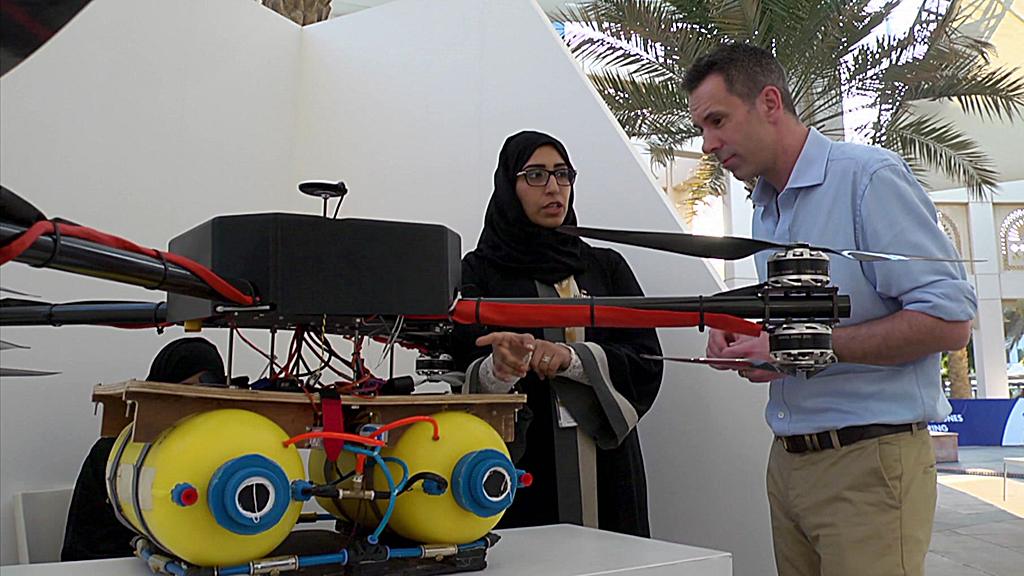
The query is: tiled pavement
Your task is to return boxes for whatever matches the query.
[926,446,1024,576]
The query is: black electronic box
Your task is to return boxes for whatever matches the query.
[166,214,461,326]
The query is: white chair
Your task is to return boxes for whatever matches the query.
[12,487,74,564]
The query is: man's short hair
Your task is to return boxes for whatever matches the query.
[683,43,797,115]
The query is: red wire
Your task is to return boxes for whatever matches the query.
[449,299,763,336]
[0,221,254,305]
[370,416,440,441]
[302,344,351,381]
[230,321,279,369]
[353,415,442,474]
[282,431,386,448]
[276,327,303,379]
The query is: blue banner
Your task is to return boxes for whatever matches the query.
[928,399,1023,446]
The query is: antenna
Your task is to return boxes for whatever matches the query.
[298,181,348,218]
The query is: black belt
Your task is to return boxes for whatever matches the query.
[780,422,927,453]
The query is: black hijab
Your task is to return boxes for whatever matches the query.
[146,337,226,384]
[473,131,588,284]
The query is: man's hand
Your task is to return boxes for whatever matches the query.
[715,331,784,383]
[477,332,535,380]
[706,328,740,369]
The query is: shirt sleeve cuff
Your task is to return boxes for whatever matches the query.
[557,343,586,382]
[901,278,978,322]
[478,354,518,393]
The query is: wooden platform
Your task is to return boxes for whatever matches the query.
[92,380,525,444]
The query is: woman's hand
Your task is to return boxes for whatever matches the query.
[477,332,536,380]
[476,333,573,380]
[528,339,573,380]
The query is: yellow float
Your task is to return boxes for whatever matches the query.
[308,410,526,544]
[106,409,305,566]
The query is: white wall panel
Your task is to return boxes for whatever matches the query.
[0,0,300,564]
[1,0,774,572]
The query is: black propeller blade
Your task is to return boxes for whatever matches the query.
[559,226,973,263]
[1,1,95,77]
[1,339,30,351]
[560,226,778,260]
[0,286,40,297]
[0,367,60,377]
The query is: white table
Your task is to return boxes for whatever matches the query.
[1006,456,1024,500]
[0,524,731,576]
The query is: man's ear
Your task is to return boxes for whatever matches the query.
[759,85,785,122]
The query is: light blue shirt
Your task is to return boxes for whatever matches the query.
[751,128,977,436]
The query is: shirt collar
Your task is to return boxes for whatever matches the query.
[751,127,831,206]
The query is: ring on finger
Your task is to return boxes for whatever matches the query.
[539,353,553,365]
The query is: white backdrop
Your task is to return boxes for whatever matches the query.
[0,0,774,573]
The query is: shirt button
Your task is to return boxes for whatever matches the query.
[777,412,786,419]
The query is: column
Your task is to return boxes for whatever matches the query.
[968,200,1010,398]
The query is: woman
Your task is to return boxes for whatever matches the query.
[61,337,227,561]
[452,130,662,537]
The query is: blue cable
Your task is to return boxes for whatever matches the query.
[344,446,398,544]
[381,455,410,493]
[387,545,424,559]
[370,452,397,544]
[458,538,489,552]
[298,550,349,568]
[137,539,187,576]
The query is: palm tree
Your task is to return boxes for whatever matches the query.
[1005,300,1024,357]
[947,346,972,398]
[261,0,332,25]
[559,0,1024,202]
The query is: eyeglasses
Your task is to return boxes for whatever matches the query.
[516,167,577,187]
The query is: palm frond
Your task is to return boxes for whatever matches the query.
[671,153,727,219]
[564,31,680,80]
[558,0,717,75]
[564,0,1021,199]
[887,110,1000,198]
[587,70,698,143]
[904,63,1024,121]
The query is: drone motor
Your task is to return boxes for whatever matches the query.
[769,323,837,373]
[416,353,455,376]
[767,247,830,288]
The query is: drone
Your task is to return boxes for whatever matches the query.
[0,183,972,576]
[0,182,969,381]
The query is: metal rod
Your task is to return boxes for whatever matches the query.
[270,327,277,374]
[0,222,253,302]
[227,323,235,386]
[0,301,167,326]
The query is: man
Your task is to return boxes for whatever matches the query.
[61,337,226,561]
[686,44,976,575]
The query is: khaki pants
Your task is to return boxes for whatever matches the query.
[767,426,936,576]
